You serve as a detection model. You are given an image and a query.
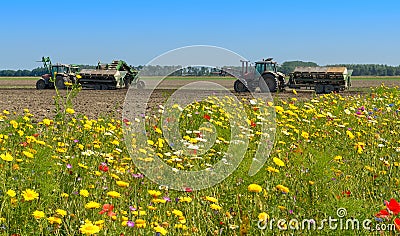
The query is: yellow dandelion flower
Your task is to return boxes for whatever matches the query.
[116,181,129,187]
[210,204,222,211]
[1,153,13,162]
[66,108,75,114]
[22,189,39,201]
[85,201,101,209]
[273,157,285,167]
[6,189,16,197]
[79,189,89,197]
[47,216,62,224]
[205,196,218,203]
[248,184,262,193]
[56,209,67,217]
[276,184,289,193]
[32,210,45,219]
[107,191,121,198]
[80,222,100,235]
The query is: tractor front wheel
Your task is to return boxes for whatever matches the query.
[234,79,248,92]
[36,79,46,90]
[137,80,145,89]
[55,77,66,89]
[260,74,278,93]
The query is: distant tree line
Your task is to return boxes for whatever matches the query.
[1,62,400,76]
[0,65,96,76]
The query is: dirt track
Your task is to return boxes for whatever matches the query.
[0,79,399,120]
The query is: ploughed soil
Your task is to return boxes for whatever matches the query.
[0,78,399,120]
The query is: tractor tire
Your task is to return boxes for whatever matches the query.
[55,76,66,89]
[259,73,278,93]
[36,79,46,90]
[234,79,248,92]
[324,85,334,93]
[315,84,324,94]
[137,80,145,89]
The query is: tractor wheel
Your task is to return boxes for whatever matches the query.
[315,84,324,94]
[55,77,66,89]
[137,80,145,89]
[36,79,46,90]
[234,79,248,92]
[259,74,278,93]
[324,85,334,93]
[124,78,131,88]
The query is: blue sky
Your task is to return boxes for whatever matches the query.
[0,0,399,69]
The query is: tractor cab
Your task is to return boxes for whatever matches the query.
[255,58,277,75]
[51,64,71,76]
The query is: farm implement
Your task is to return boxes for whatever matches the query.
[35,57,144,90]
[233,58,352,94]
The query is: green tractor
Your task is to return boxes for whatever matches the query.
[35,57,80,89]
[234,58,286,93]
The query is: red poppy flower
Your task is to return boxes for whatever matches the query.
[184,187,193,192]
[341,190,351,197]
[204,114,211,120]
[386,199,400,215]
[375,209,390,218]
[99,164,109,172]
[394,218,400,231]
[250,121,256,127]
[99,204,116,217]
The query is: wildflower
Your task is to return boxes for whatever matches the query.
[98,163,108,172]
[276,184,289,193]
[301,131,309,139]
[47,216,62,224]
[154,226,168,235]
[205,196,218,203]
[385,199,400,215]
[346,130,355,139]
[172,209,183,217]
[56,209,67,217]
[66,108,75,114]
[6,189,16,197]
[22,189,39,201]
[179,197,192,203]
[32,210,45,219]
[266,166,279,173]
[85,201,101,209]
[107,191,121,198]
[0,153,13,162]
[127,221,135,227]
[116,181,129,187]
[248,184,262,193]
[99,204,116,217]
[148,190,162,197]
[135,219,146,228]
[258,212,269,222]
[80,222,100,235]
[273,157,285,167]
[394,218,400,231]
[22,151,34,158]
[210,204,222,211]
[61,193,69,198]
[79,189,89,197]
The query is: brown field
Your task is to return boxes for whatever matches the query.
[0,78,399,120]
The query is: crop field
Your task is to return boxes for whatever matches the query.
[0,77,400,235]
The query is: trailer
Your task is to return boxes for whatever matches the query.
[288,66,352,94]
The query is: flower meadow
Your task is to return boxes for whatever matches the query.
[0,85,400,235]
